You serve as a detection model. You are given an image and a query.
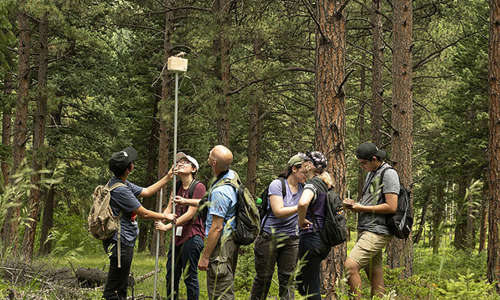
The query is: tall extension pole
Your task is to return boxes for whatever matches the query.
[170,72,179,300]
[153,188,163,300]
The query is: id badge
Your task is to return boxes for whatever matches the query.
[176,226,183,236]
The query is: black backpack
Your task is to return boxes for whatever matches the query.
[257,177,286,225]
[379,168,413,239]
[311,180,347,247]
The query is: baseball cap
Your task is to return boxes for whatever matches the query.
[109,146,137,172]
[306,151,327,170]
[287,152,310,167]
[176,152,199,172]
[355,142,387,160]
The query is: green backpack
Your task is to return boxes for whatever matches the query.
[211,173,260,245]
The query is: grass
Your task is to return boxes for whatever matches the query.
[3,234,499,299]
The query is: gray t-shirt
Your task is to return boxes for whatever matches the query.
[108,177,143,247]
[358,163,400,235]
[261,178,302,237]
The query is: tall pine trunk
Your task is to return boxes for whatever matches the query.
[371,0,383,145]
[152,0,174,257]
[38,103,62,256]
[246,37,263,195]
[412,190,430,245]
[431,185,445,254]
[22,12,49,262]
[487,0,500,293]
[1,75,12,188]
[214,0,231,146]
[138,96,160,252]
[454,176,470,250]
[315,1,347,298]
[2,0,31,252]
[387,0,413,277]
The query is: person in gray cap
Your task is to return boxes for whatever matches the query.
[103,146,177,300]
[155,152,206,300]
[250,152,311,300]
[343,142,399,300]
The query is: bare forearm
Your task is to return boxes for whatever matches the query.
[141,174,171,198]
[355,203,395,214]
[273,206,298,218]
[201,226,222,260]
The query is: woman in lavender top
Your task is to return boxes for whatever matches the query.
[296,151,333,300]
[250,153,312,300]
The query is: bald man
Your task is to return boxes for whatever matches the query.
[198,145,240,300]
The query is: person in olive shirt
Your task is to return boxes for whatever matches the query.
[103,146,176,300]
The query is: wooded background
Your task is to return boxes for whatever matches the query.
[0,0,499,298]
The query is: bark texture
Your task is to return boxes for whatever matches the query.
[487,0,500,293]
[387,0,414,278]
[314,1,348,298]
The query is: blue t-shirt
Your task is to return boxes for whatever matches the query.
[108,177,143,247]
[205,170,238,236]
[261,178,302,237]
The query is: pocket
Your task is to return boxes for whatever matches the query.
[209,258,231,278]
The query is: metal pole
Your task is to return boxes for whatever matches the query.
[153,187,163,300]
[171,72,180,300]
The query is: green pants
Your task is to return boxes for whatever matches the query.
[207,234,240,300]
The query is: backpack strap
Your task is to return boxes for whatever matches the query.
[188,180,200,199]
[261,177,287,229]
[106,180,125,268]
[378,166,395,204]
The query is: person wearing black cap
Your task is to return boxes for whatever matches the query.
[296,151,334,300]
[343,142,399,300]
[103,146,177,300]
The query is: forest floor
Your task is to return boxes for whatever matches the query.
[0,239,498,299]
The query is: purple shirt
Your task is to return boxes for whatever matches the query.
[300,177,327,235]
[261,178,302,237]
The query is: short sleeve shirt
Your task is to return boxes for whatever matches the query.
[358,163,400,235]
[300,177,328,235]
[108,176,143,247]
[205,170,238,236]
[261,178,302,237]
[174,181,206,246]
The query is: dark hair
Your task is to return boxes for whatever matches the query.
[279,164,303,179]
[110,162,133,177]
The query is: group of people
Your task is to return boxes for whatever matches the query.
[102,142,400,300]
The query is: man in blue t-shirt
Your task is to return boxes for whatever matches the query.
[197,145,239,300]
[103,146,176,300]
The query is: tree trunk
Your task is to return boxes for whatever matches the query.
[38,103,62,256]
[357,52,366,201]
[1,75,13,188]
[479,183,488,253]
[1,0,31,252]
[431,185,445,254]
[487,0,500,293]
[38,186,56,255]
[22,12,49,262]
[138,96,160,252]
[246,37,263,195]
[412,190,430,245]
[151,0,174,256]
[314,1,347,298]
[387,0,413,278]
[454,176,469,250]
[371,0,383,145]
[214,0,231,146]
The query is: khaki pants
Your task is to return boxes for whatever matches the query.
[207,234,240,300]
